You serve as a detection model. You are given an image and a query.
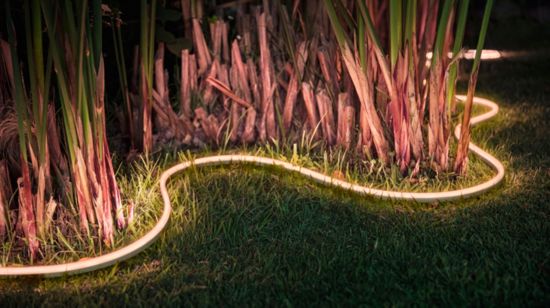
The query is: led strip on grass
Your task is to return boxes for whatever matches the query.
[0,95,505,277]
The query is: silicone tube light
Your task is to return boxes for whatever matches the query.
[426,49,502,60]
[0,95,504,277]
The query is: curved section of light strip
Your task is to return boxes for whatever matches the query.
[0,95,504,277]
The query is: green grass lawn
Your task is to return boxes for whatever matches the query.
[1,23,549,307]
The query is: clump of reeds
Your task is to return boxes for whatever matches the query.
[0,0,494,262]
[1,0,127,261]
[325,0,494,176]
[129,0,492,178]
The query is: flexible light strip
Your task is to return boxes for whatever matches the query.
[426,49,502,60]
[0,95,504,277]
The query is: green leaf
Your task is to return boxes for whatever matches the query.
[166,38,193,56]
[433,0,453,60]
[447,0,470,111]
[155,27,177,43]
[156,6,182,22]
[389,0,402,69]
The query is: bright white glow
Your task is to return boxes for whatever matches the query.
[463,49,501,60]
[426,49,502,60]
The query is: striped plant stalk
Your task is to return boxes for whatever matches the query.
[141,0,157,154]
[447,0,470,114]
[283,41,308,131]
[0,160,11,239]
[428,0,454,172]
[455,0,494,175]
[5,0,40,259]
[257,13,279,142]
[23,0,52,241]
[404,0,423,168]
[40,0,125,244]
[324,0,389,163]
[4,0,62,257]
[388,0,411,173]
[111,9,136,150]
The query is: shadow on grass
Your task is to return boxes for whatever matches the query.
[1,159,548,306]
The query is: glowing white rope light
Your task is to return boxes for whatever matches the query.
[426,49,502,60]
[463,49,501,60]
[0,95,504,277]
